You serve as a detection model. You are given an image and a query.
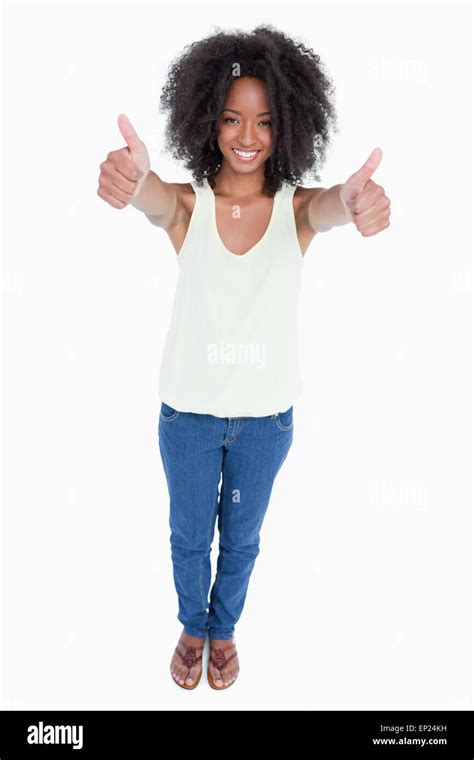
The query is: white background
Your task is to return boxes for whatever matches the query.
[1,0,472,709]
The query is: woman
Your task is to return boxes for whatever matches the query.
[97,25,390,691]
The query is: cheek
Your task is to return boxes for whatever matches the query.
[218,126,234,146]
[261,130,273,150]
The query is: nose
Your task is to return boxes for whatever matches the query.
[237,121,258,148]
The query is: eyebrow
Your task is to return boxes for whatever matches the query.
[223,108,272,117]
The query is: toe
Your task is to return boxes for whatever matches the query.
[211,666,224,687]
[185,664,200,687]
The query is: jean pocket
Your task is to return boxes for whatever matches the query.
[275,406,293,431]
[160,402,180,422]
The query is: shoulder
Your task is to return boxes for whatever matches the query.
[170,180,197,207]
[292,183,326,205]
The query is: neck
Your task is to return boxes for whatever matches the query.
[211,162,266,198]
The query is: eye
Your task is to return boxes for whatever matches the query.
[223,117,272,127]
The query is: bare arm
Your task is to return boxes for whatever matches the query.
[130,170,179,229]
[307,185,352,232]
[305,148,391,237]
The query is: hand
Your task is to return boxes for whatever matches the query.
[339,148,391,236]
[97,114,151,209]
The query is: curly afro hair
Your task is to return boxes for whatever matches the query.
[158,24,338,196]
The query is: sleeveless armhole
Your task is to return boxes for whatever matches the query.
[176,180,200,263]
[283,183,304,261]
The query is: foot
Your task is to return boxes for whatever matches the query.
[208,638,240,688]
[170,630,206,689]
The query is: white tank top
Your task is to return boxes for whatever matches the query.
[158,176,304,417]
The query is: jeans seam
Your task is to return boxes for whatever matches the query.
[208,488,227,626]
[199,556,205,612]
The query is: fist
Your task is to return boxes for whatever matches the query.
[97,114,151,209]
[340,148,391,237]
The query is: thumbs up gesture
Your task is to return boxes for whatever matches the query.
[339,148,391,236]
[97,114,151,209]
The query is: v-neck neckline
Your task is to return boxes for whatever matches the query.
[205,177,282,259]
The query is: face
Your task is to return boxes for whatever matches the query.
[217,76,273,173]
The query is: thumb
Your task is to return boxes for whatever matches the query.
[347,147,383,194]
[117,114,142,153]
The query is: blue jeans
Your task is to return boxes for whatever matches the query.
[158,403,294,640]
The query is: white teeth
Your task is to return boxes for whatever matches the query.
[233,149,258,157]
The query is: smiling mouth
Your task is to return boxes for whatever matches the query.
[232,148,261,161]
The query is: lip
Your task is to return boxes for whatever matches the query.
[232,148,260,162]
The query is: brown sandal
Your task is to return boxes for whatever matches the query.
[170,634,205,690]
[207,640,239,690]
